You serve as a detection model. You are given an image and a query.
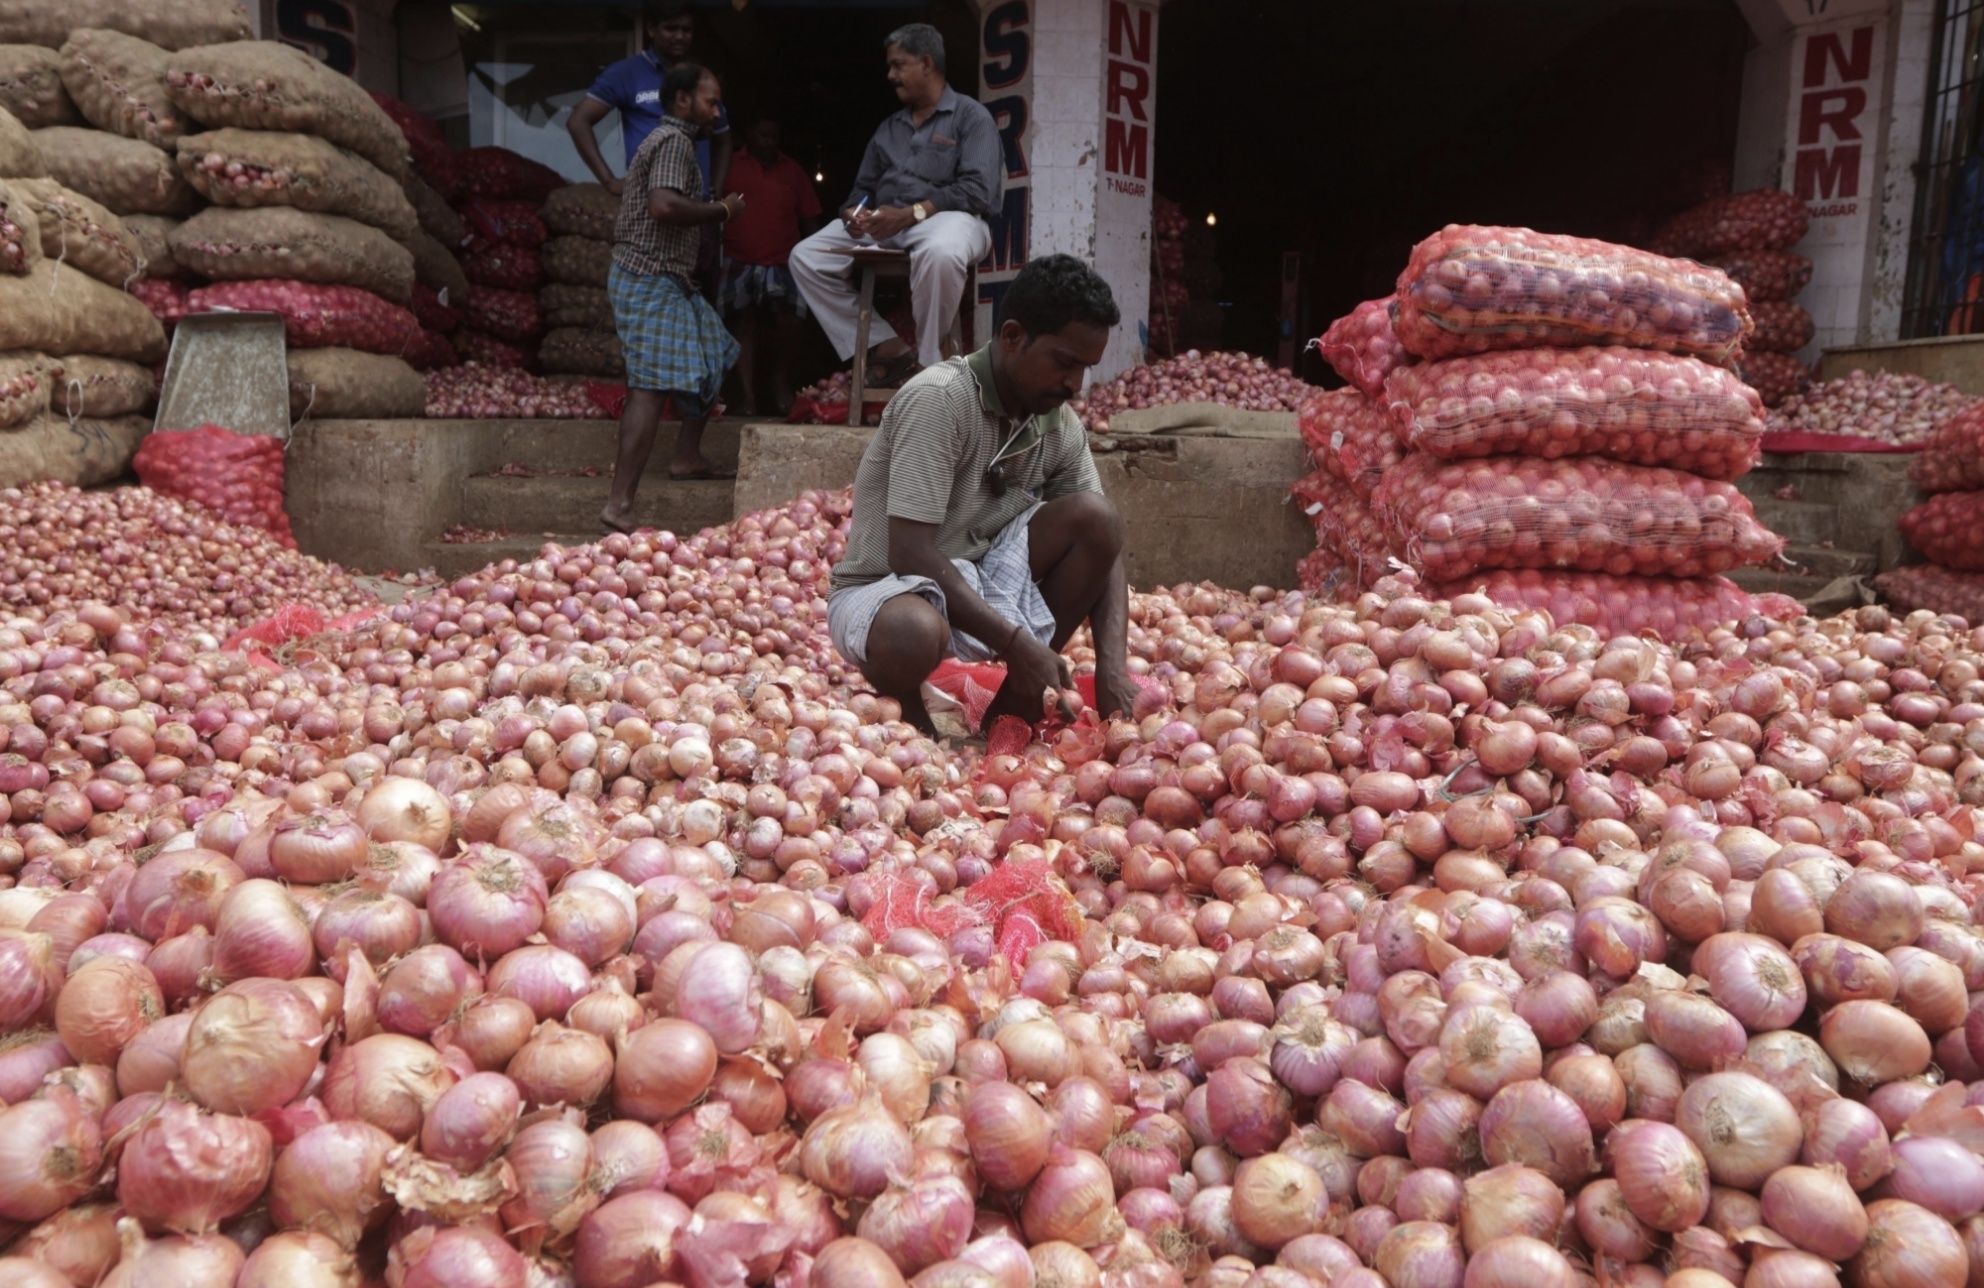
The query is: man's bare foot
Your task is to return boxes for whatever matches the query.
[600,505,637,533]
[667,459,738,481]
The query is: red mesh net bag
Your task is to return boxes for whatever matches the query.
[1370,453,1785,581]
[134,425,295,547]
[186,280,419,355]
[1382,346,1764,480]
[1748,301,1815,355]
[1900,493,1984,571]
[1909,405,1984,493]
[462,237,544,294]
[1431,569,1799,641]
[1291,468,1398,590]
[1875,564,1984,622]
[404,327,458,372]
[411,284,462,334]
[451,330,536,371]
[1394,226,1753,364]
[1299,389,1401,502]
[463,286,543,344]
[456,148,565,203]
[859,856,1084,969]
[1652,189,1809,258]
[1737,350,1810,409]
[1707,250,1812,303]
[370,93,455,197]
[1315,297,1411,398]
[462,200,548,249]
[1297,547,1347,599]
[131,277,191,335]
[925,659,1006,733]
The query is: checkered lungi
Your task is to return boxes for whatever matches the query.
[828,501,1056,668]
[716,260,810,320]
[607,262,739,398]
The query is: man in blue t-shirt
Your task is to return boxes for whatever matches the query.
[568,0,731,197]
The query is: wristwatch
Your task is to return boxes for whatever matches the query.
[912,202,929,223]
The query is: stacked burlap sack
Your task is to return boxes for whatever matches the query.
[1296,225,1794,640]
[0,93,163,485]
[538,182,622,379]
[1653,188,1814,408]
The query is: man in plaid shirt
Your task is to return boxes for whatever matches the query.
[602,62,742,532]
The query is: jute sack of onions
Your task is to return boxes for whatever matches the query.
[405,172,464,245]
[0,260,166,361]
[451,328,534,370]
[411,228,469,302]
[1429,568,1797,640]
[1708,249,1813,303]
[1652,187,1809,257]
[0,101,42,177]
[176,128,419,243]
[543,182,620,242]
[542,234,613,290]
[1900,492,1984,571]
[186,279,419,356]
[1874,562,1984,620]
[0,348,53,426]
[538,327,624,380]
[0,409,145,486]
[539,283,615,333]
[0,176,40,273]
[0,45,75,127]
[169,206,416,305]
[1298,388,1401,503]
[1394,225,1753,365]
[163,41,407,179]
[12,178,145,287]
[120,212,183,280]
[1369,452,1785,581]
[57,28,186,149]
[1737,349,1810,408]
[1315,296,1412,398]
[1750,300,1816,355]
[462,236,544,294]
[28,125,191,215]
[0,0,251,50]
[1910,403,1984,493]
[1381,346,1765,481]
[287,347,425,420]
[50,353,154,416]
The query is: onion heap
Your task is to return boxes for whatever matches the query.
[7,470,1984,1288]
[1070,350,1316,435]
[423,365,612,420]
[1767,370,1978,449]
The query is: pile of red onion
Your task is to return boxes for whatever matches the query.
[6,473,1984,1288]
[1072,350,1315,434]
[424,365,610,420]
[1767,371,1978,449]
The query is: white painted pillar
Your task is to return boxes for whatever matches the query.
[973,0,1159,381]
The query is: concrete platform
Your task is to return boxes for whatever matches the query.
[1734,451,1921,575]
[1820,334,1984,393]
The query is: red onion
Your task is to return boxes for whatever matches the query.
[388,1224,527,1288]
[321,1033,457,1139]
[117,1098,272,1235]
[268,1120,395,1249]
[0,1087,103,1222]
[181,978,326,1116]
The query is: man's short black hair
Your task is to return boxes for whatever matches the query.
[662,61,710,113]
[886,23,946,77]
[644,1,695,28]
[999,255,1121,338]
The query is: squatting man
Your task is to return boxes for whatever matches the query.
[826,255,1139,733]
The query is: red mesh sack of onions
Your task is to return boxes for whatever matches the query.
[1749,300,1815,354]
[1900,492,1984,571]
[1394,225,1753,365]
[462,200,549,249]
[370,91,458,198]
[411,284,461,334]
[1381,346,1765,481]
[1707,249,1813,303]
[463,285,543,344]
[455,147,565,203]
[1910,404,1984,492]
[1314,296,1411,398]
[424,362,607,418]
[461,237,544,294]
[129,277,191,335]
[1298,389,1401,502]
[452,328,535,370]
[403,327,458,372]
[134,425,296,547]
[1737,349,1810,408]
[1291,467,1398,589]
[187,280,420,355]
[1369,452,1785,580]
[1429,569,1797,640]
[1651,187,1810,257]
[1874,562,1984,621]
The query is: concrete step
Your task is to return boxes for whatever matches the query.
[1774,545,1877,578]
[1744,497,1838,545]
[1727,565,1851,603]
[456,419,744,475]
[458,472,734,536]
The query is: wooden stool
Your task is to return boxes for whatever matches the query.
[835,246,976,422]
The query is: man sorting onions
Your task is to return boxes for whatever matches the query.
[828,255,1137,733]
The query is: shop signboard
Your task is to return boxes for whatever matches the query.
[977,0,1035,330]
[275,0,360,76]
[1784,15,1886,351]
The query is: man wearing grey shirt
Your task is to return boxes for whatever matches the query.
[829,256,1137,734]
[790,22,1003,384]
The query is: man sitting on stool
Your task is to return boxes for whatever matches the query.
[827,255,1138,734]
[789,22,1003,390]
